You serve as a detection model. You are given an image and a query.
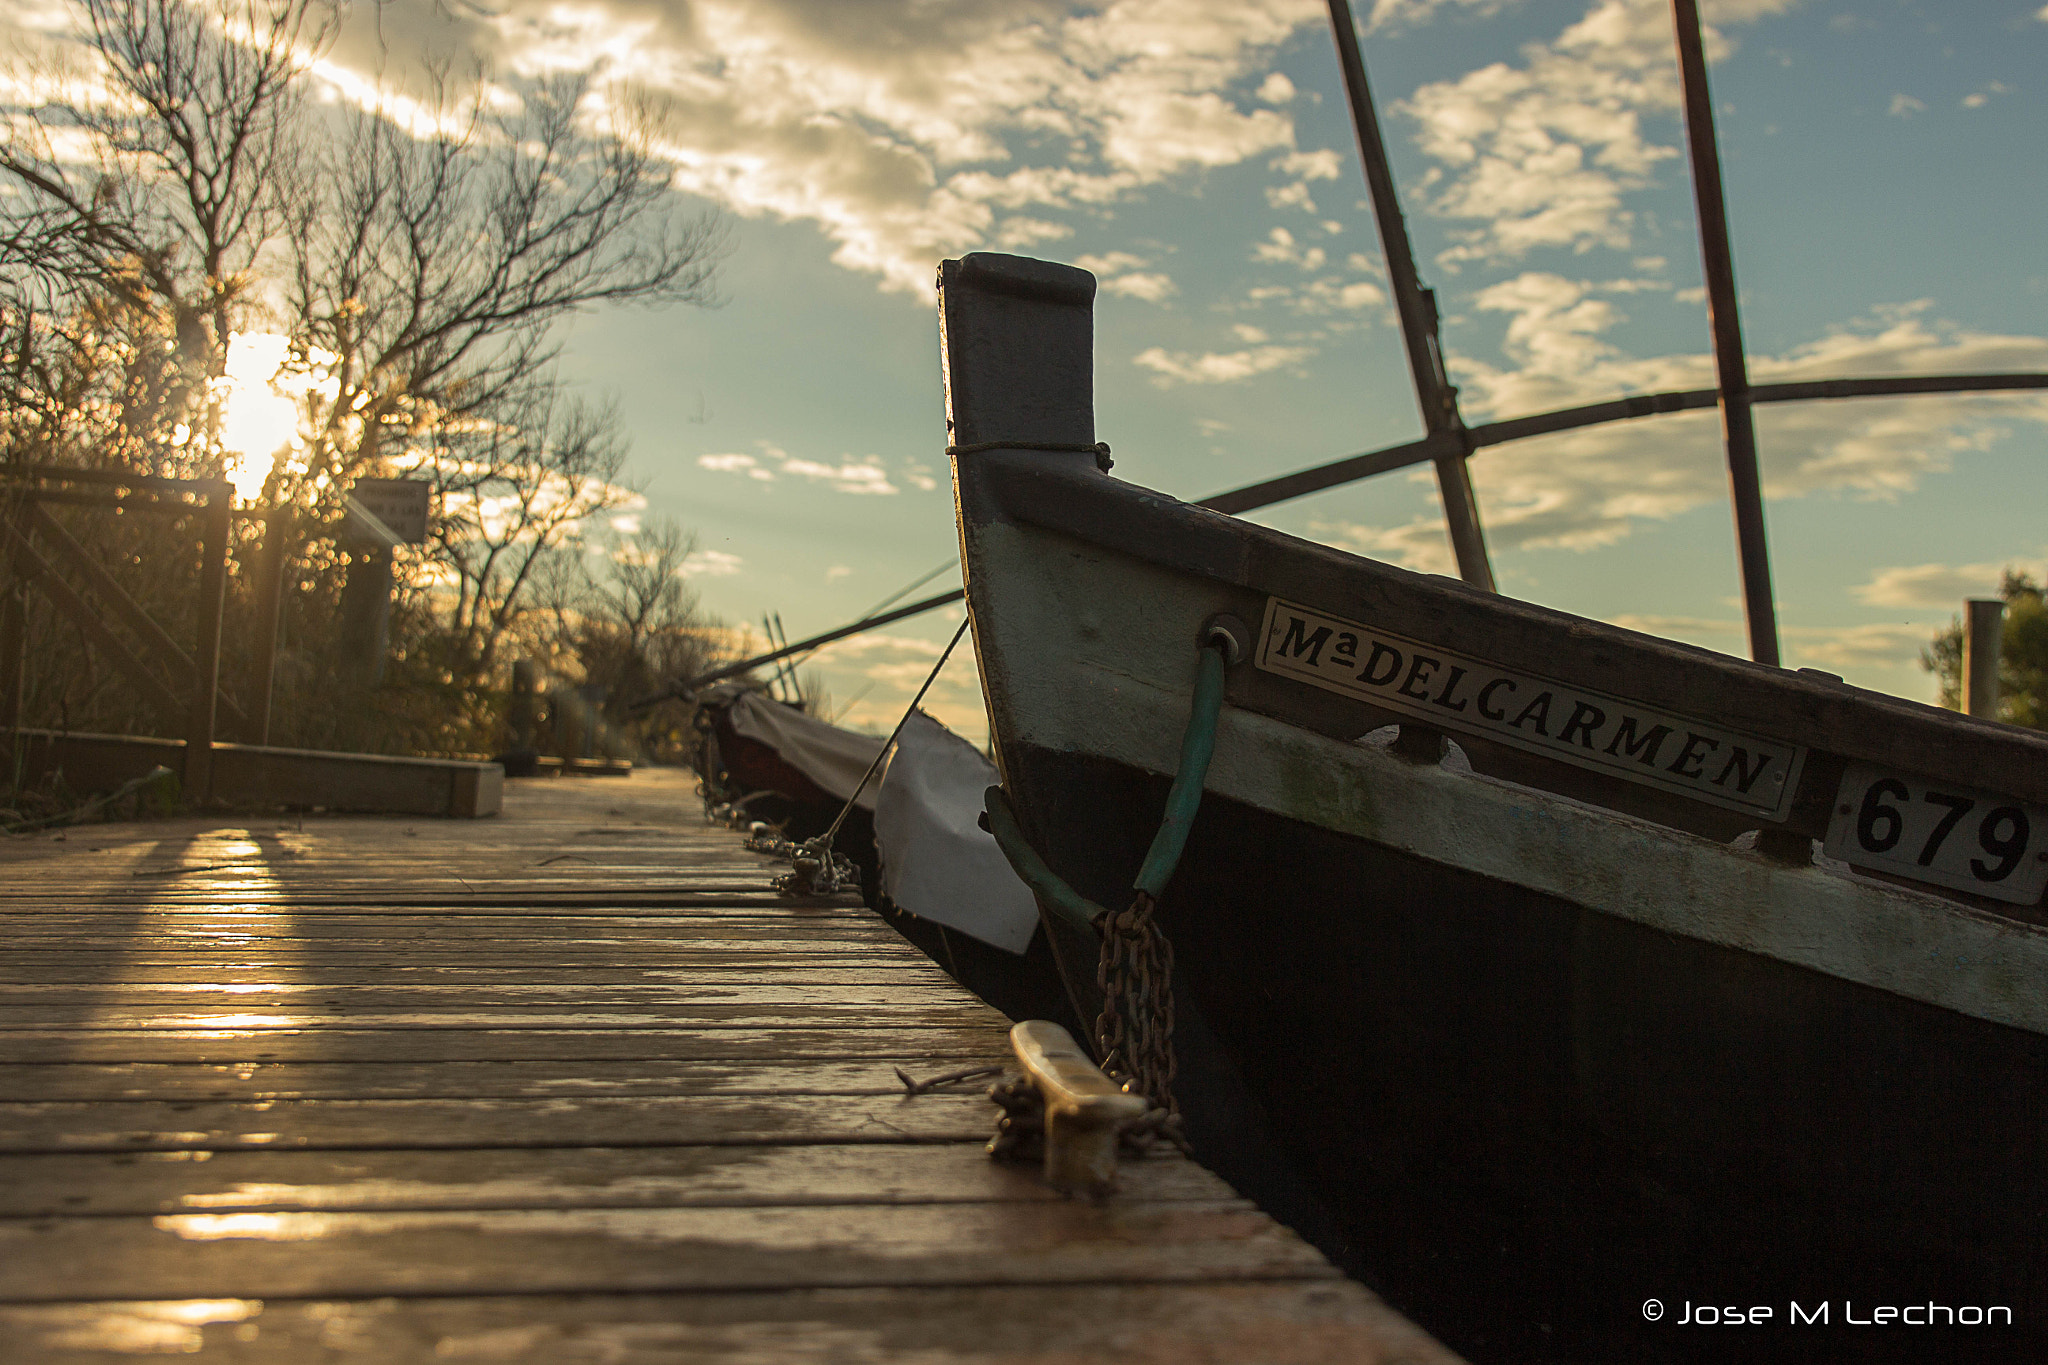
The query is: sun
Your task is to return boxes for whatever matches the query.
[217,333,300,503]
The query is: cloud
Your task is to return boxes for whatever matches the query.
[1133,341,1316,384]
[1253,226,1326,271]
[1600,615,1934,671]
[1256,72,1297,104]
[3,0,1325,296]
[1783,624,1931,671]
[1075,251,1149,274]
[1272,149,1344,181]
[994,216,1074,248]
[1605,613,1742,638]
[1265,147,1345,211]
[1960,82,2009,111]
[1074,251,1178,303]
[681,548,744,576]
[1852,560,2045,609]
[1311,517,1459,575]
[1366,0,1520,32]
[1235,269,1388,317]
[1101,271,1177,301]
[808,628,986,735]
[1266,181,1319,212]
[825,564,853,580]
[1399,0,1793,268]
[435,0,1323,295]
[779,456,897,495]
[698,442,907,494]
[697,451,775,481]
[1888,93,1925,118]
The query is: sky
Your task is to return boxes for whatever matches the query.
[19,0,2048,742]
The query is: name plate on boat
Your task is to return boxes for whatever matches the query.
[1822,762,2048,906]
[1256,598,1806,820]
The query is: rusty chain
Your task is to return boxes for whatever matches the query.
[1092,890,1188,1154]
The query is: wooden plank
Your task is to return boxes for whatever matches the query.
[0,916,892,936]
[0,1059,964,1101]
[0,1282,1456,1365]
[0,981,971,1006]
[0,1201,1333,1301]
[0,1027,1010,1064]
[0,962,945,982]
[0,1143,1235,1215]
[0,1003,986,1032]
[0,770,1456,1364]
[0,895,856,911]
[0,1093,995,1152]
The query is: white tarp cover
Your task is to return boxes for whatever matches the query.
[875,710,1040,954]
[724,691,887,811]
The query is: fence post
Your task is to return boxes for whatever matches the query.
[184,483,232,803]
[338,545,393,686]
[503,659,540,777]
[1963,598,2004,719]
[247,509,289,745]
[0,520,24,775]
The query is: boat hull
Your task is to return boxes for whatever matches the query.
[1008,739,2046,1360]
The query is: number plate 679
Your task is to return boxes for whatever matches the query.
[1823,762,2048,906]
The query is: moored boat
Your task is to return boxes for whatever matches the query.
[691,680,1082,1032]
[942,251,2048,1362]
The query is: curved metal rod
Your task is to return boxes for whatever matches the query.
[638,370,2048,705]
[1199,371,2048,516]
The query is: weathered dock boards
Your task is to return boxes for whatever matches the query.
[0,769,1457,1362]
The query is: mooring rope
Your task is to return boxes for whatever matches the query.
[981,634,1230,1134]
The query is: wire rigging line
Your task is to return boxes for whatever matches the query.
[818,615,971,851]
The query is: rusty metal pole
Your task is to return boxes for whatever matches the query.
[1963,598,2004,718]
[183,483,232,803]
[1325,0,1495,592]
[1671,0,1780,667]
[247,509,288,745]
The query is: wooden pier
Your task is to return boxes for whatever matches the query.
[0,769,1456,1362]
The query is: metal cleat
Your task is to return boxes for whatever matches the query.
[992,1020,1148,1196]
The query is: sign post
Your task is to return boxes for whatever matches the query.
[340,479,430,687]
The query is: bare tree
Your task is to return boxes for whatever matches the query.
[280,70,722,505]
[423,384,635,679]
[0,0,331,468]
[0,0,725,759]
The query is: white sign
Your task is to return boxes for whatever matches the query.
[1823,762,2048,905]
[347,478,430,544]
[1256,597,1806,820]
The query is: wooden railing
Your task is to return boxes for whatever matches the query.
[0,465,276,802]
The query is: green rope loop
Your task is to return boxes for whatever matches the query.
[1134,643,1226,897]
[983,637,1228,928]
[982,784,1105,933]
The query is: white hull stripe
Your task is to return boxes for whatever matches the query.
[1014,662,2048,1039]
